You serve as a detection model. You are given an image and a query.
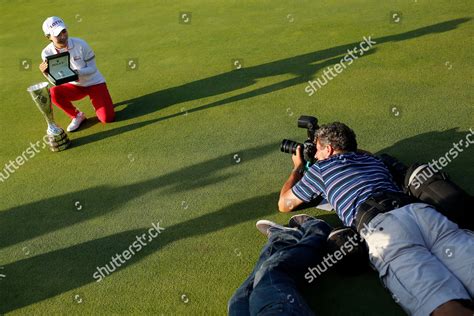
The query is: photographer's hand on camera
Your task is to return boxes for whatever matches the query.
[292,145,304,171]
[278,146,306,212]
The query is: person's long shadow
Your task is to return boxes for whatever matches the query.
[0,142,276,250]
[1,129,472,313]
[72,17,471,148]
[0,192,279,313]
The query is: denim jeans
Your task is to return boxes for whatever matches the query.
[228,219,332,316]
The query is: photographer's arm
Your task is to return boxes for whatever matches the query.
[278,171,304,212]
[278,146,305,212]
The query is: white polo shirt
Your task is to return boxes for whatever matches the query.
[41,37,105,87]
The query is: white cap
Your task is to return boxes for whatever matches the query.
[42,16,67,36]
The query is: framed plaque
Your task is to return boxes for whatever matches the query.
[46,52,78,85]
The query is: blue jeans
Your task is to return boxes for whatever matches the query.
[228,219,332,316]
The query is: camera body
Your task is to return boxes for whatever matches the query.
[280,115,319,167]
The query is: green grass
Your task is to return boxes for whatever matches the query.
[0,0,472,314]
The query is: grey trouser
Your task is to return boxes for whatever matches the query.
[362,203,474,316]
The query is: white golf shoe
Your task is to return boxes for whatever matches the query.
[67,112,86,132]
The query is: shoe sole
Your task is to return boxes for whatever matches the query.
[256,220,298,236]
[288,214,314,228]
[256,220,276,235]
[328,227,355,240]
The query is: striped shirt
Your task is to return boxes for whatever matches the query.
[292,152,400,226]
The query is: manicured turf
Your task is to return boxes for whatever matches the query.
[0,0,472,314]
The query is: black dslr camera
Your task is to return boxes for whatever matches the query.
[280,115,319,167]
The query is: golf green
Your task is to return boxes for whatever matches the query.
[0,0,472,314]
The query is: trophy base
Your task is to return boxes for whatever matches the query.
[45,129,71,152]
[47,124,65,136]
[50,140,71,152]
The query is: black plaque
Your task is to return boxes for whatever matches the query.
[46,52,78,85]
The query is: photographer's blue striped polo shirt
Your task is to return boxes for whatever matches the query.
[292,152,401,226]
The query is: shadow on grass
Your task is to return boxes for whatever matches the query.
[72,18,471,147]
[0,192,279,313]
[376,127,474,193]
[74,116,100,132]
[0,142,276,250]
[1,17,472,313]
[1,129,472,313]
[73,52,376,147]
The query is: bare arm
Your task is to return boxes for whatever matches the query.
[278,146,305,212]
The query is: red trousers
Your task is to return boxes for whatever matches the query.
[50,82,115,123]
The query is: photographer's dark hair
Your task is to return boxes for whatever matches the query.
[316,122,357,152]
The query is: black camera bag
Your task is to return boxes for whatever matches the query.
[404,163,473,230]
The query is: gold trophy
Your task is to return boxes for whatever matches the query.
[27,82,71,152]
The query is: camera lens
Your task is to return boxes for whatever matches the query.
[280,139,301,155]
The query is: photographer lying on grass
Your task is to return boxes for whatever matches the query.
[278,122,474,316]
